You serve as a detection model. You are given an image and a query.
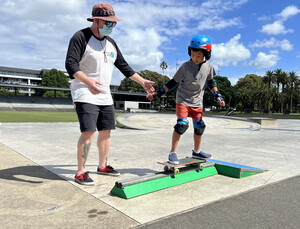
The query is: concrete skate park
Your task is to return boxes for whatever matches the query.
[0,113,299,228]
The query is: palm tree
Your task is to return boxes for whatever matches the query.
[273,68,290,112]
[263,70,274,89]
[263,70,275,112]
[254,83,269,111]
[273,69,282,90]
[160,61,168,75]
[288,71,299,112]
[279,71,288,112]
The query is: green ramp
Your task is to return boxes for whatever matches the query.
[111,160,266,199]
[111,162,217,199]
[209,159,266,178]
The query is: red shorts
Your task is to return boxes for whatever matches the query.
[176,103,203,120]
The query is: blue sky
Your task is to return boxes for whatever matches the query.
[0,0,299,85]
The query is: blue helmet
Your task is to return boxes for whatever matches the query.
[188,35,212,60]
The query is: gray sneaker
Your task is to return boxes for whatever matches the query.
[192,150,212,159]
[168,152,179,165]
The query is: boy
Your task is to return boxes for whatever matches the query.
[147,35,225,164]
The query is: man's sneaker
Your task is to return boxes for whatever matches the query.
[75,171,94,185]
[97,165,120,176]
[192,150,212,160]
[168,152,179,165]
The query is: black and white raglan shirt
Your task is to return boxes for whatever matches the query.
[65,27,135,105]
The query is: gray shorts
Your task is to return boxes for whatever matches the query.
[75,102,115,132]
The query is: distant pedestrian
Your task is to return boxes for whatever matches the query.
[65,3,154,185]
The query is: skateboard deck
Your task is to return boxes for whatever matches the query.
[158,157,206,174]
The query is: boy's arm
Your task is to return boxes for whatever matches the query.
[146,79,177,101]
[211,87,225,106]
[147,64,184,101]
[207,79,225,106]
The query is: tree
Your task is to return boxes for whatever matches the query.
[287,71,299,112]
[41,69,70,98]
[119,69,176,108]
[214,76,234,107]
[234,74,263,111]
[280,71,288,112]
[274,68,283,91]
[119,69,169,92]
[263,70,275,90]
[272,69,293,113]
[263,70,275,112]
[160,61,168,75]
[203,75,233,110]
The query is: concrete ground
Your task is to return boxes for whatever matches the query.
[0,113,299,228]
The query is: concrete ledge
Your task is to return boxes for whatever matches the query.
[248,117,277,126]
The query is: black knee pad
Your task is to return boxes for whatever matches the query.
[193,119,206,135]
[174,117,189,135]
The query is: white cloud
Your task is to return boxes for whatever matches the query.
[114,0,244,34]
[196,0,244,30]
[261,20,293,35]
[200,0,248,13]
[115,28,164,71]
[197,17,241,30]
[0,0,248,73]
[0,0,89,70]
[111,0,247,82]
[212,34,251,66]
[249,37,293,51]
[278,5,300,21]
[260,5,299,35]
[249,51,280,69]
[257,15,271,22]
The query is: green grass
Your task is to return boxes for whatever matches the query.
[0,110,299,123]
[0,111,123,123]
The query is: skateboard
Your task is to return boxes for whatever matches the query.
[157,157,206,175]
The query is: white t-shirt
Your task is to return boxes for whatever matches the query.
[65,27,135,105]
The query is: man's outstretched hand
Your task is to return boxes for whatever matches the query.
[142,79,155,94]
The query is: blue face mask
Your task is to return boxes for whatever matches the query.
[98,25,113,36]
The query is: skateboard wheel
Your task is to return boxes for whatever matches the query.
[164,166,169,172]
[199,164,204,170]
[174,169,180,175]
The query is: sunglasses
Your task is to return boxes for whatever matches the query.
[103,20,117,28]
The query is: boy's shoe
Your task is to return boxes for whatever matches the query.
[192,150,212,160]
[168,152,179,165]
[97,165,120,176]
[75,171,94,186]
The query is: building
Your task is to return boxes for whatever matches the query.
[0,66,151,111]
[0,66,46,96]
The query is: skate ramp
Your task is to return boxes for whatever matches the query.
[116,113,261,131]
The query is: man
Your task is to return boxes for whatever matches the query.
[65,3,154,185]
